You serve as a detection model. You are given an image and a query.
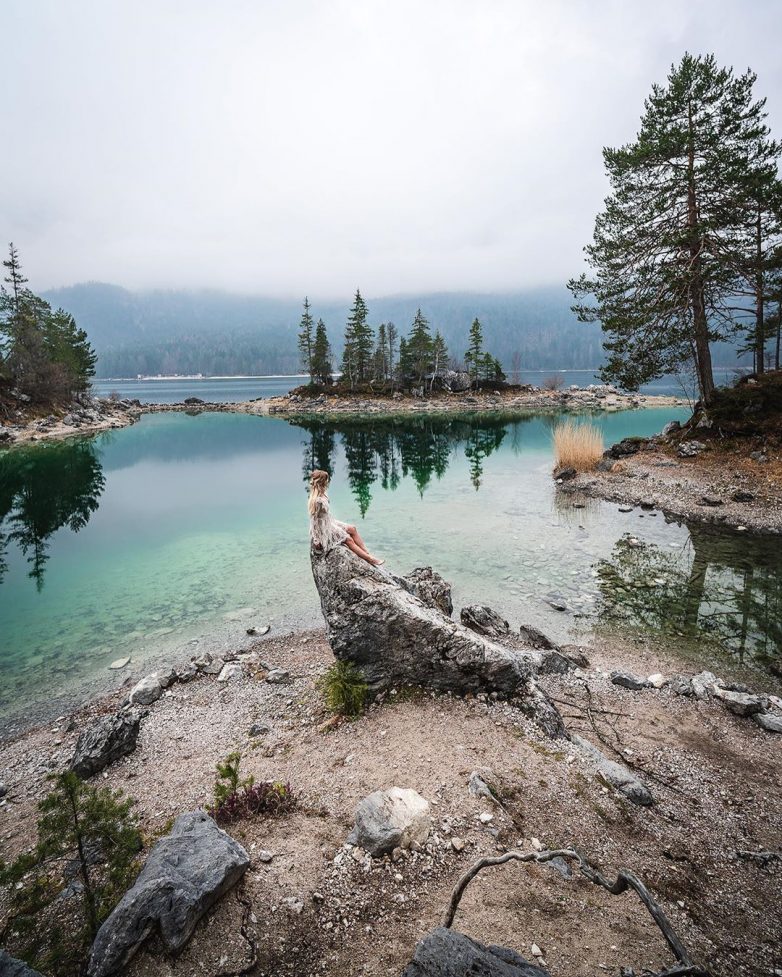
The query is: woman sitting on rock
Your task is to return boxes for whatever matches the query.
[308,469,384,565]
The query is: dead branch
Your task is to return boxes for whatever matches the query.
[442,847,709,976]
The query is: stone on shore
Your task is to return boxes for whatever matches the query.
[517,624,558,650]
[610,671,648,691]
[572,734,653,806]
[347,787,431,857]
[460,605,510,638]
[712,687,765,717]
[69,710,141,779]
[402,927,550,977]
[690,670,721,700]
[396,566,453,616]
[129,673,163,706]
[88,811,249,977]
[754,712,782,733]
[310,545,568,736]
[0,949,46,977]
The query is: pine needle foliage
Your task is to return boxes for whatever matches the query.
[317,660,369,717]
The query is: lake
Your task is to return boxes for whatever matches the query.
[1,407,779,735]
[90,369,743,404]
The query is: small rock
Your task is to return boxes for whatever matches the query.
[468,770,495,800]
[129,673,163,706]
[282,895,304,914]
[266,668,291,684]
[531,944,543,958]
[731,490,755,503]
[647,673,667,689]
[176,662,198,682]
[478,811,493,824]
[530,837,543,851]
[257,849,274,863]
[451,837,466,852]
[610,671,648,691]
[109,657,130,670]
[678,441,706,457]
[217,662,243,683]
[697,495,723,507]
[554,466,577,481]
[668,676,692,697]
[248,722,270,737]
[618,505,633,513]
[691,670,721,700]
[347,787,431,857]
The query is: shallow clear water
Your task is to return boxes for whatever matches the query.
[91,369,741,404]
[1,407,779,732]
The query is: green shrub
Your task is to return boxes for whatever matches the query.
[317,660,368,716]
[208,752,295,824]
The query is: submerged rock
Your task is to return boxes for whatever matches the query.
[69,710,141,779]
[402,927,550,977]
[348,787,430,857]
[460,605,510,638]
[88,811,249,977]
[310,545,568,736]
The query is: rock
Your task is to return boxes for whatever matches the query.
[0,782,6,798]
[678,441,706,458]
[605,437,645,459]
[248,722,270,737]
[129,674,163,706]
[265,667,291,684]
[571,734,653,806]
[257,849,274,862]
[397,567,453,616]
[468,770,495,800]
[754,712,782,733]
[617,505,633,512]
[156,667,177,689]
[311,545,567,736]
[543,595,568,612]
[183,397,204,405]
[176,662,198,682]
[88,812,249,977]
[109,657,130,670]
[216,662,243,683]
[515,625,555,652]
[697,495,723,507]
[558,644,590,668]
[554,466,577,481]
[195,653,223,675]
[661,420,681,437]
[750,450,767,463]
[460,605,510,638]
[282,896,304,914]
[647,673,667,689]
[247,624,271,636]
[451,837,466,852]
[69,710,141,779]
[731,490,755,503]
[401,927,550,977]
[690,670,721,700]
[347,787,431,857]
[0,950,46,977]
[712,688,764,717]
[610,671,648,691]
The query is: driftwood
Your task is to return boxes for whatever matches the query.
[442,848,710,977]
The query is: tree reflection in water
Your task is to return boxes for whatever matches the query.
[293,413,528,513]
[595,524,782,667]
[0,440,106,590]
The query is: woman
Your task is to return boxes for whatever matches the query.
[308,469,384,565]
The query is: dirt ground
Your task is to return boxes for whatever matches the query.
[1,627,780,977]
[566,441,782,534]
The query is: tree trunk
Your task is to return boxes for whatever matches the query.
[755,205,765,375]
[776,300,781,370]
[687,102,715,405]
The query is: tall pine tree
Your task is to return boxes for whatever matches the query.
[297,297,315,380]
[311,318,333,385]
[341,289,373,386]
[569,53,781,405]
[407,308,434,384]
[464,318,484,388]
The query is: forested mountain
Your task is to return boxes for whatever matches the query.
[42,282,747,378]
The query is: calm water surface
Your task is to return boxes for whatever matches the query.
[1,407,779,733]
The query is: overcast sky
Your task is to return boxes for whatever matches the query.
[2,0,781,298]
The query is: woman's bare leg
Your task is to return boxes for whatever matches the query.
[343,537,382,566]
[346,525,369,552]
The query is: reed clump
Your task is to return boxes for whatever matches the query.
[552,420,604,472]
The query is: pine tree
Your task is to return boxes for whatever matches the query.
[569,53,781,406]
[342,289,373,386]
[2,242,28,318]
[46,309,97,391]
[311,318,333,385]
[297,297,315,380]
[397,336,411,385]
[464,318,484,387]
[407,309,434,384]
[374,323,388,381]
[387,322,398,388]
[430,330,449,391]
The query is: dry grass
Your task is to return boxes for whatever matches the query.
[552,419,604,471]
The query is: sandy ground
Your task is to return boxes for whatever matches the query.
[564,443,782,534]
[1,628,780,977]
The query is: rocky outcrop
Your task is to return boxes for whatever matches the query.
[310,545,569,736]
[402,927,550,977]
[347,787,431,857]
[460,605,510,638]
[88,811,249,977]
[69,710,141,779]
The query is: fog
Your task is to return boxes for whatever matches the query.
[2,0,781,297]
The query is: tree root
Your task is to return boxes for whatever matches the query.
[441,847,710,977]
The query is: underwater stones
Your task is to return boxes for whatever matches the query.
[88,812,249,977]
[460,605,510,638]
[109,657,130,670]
[311,544,567,736]
[129,673,163,706]
[571,734,653,806]
[610,671,648,691]
[347,787,430,857]
[69,710,141,779]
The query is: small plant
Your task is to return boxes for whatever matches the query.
[0,772,141,976]
[317,660,368,717]
[208,751,295,824]
[542,374,565,390]
[552,419,604,472]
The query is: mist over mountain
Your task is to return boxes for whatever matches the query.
[42,282,746,379]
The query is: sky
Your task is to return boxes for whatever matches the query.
[2,0,782,298]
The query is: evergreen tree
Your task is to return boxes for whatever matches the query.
[464,318,484,387]
[397,336,411,385]
[311,318,333,385]
[297,297,315,380]
[387,322,398,388]
[430,330,449,390]
[569,53,781,406]
[46,309,97,391]
[407,308,434,384]
[374,322,388,381]
[341,289,373,386]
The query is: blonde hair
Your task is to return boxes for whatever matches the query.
[308,469,330,515]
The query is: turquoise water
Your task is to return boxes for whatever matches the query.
[1,407,779,732]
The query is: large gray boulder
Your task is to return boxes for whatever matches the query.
[0,950,46,977]
[311,546,568,736]
[88,811,249,977]
[348,787,430,857]
[402,927,550,976]
[69,710,141,779]
[572,734,653,807]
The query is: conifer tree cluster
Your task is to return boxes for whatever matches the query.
[297,297,333,385]
[570,53,782,405]
[1,244,97,405]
